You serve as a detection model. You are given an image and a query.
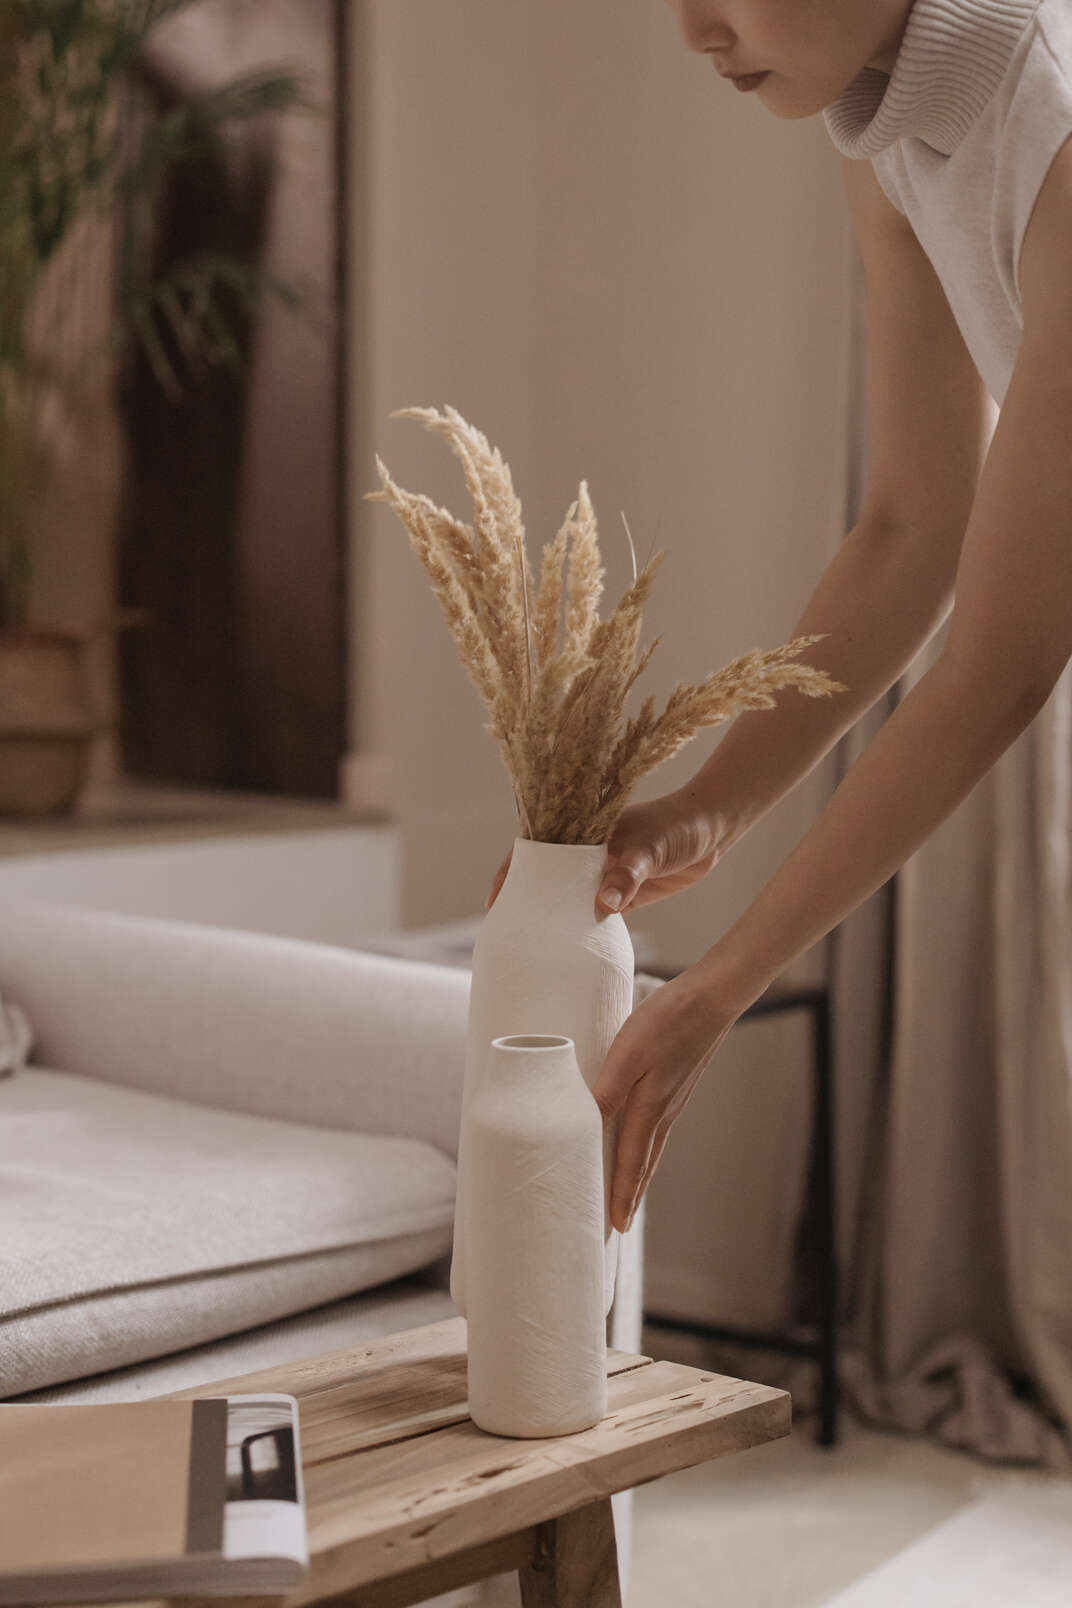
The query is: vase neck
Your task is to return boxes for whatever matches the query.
[504,838,608,916]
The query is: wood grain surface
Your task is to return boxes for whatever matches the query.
[519,1501,621,1608]
[158,1317,789,1608]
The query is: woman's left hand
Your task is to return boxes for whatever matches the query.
[591,959,741,1232]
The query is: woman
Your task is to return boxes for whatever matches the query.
[584,0,1072,1233]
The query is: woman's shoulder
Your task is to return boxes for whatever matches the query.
[1013,0,1072,107]
[998,0,1072,208]
[1037,0,1072,63]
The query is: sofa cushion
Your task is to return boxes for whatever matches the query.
[14,1281,458,1404]
[0,1068,456,1397]
[0,905,469,1160]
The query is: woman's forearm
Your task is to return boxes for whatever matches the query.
[699,644,1046,1014]
[685,503,962,854]
[593,638,1042,1233]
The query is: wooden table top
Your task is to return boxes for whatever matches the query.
[166,1316,790,1608]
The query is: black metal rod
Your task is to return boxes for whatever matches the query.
[643,1311,824,1361]
[740,986,828,1021]
[811,990,838,1446]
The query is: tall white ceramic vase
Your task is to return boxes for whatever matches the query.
[451,838,634,1320]
[466,1034,607,1436]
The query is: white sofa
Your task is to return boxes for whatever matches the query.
[0,903,643,1404]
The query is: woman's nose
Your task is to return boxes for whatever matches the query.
[671,0,735,55]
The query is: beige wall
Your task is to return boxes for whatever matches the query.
[350,0,854,963]
[348,0,539,924]
[347,2,857,1330]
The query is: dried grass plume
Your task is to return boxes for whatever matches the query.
[370,407,842,844]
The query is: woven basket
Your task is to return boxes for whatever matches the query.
[0,630,93,816]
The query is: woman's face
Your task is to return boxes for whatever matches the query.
[664,0,912,119]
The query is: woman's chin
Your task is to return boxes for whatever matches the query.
[756,79,841,121]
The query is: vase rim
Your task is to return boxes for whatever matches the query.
[492,1034,575,1053]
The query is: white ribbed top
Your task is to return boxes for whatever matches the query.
[824,0,1039,158]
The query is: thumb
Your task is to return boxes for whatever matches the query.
[597,851,651,915]
[486,849,513,909]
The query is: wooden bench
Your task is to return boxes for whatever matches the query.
[169,1316,790,1608]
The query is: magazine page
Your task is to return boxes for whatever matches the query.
[222,1396,308,1570]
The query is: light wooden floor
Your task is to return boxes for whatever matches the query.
[430,1417,1072,1608]
[630,1417,1071,1608]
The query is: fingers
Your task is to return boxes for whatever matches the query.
[486,850,513,909]
[593,965,728,1229]
[591,1012,650,1124]
[600,1014,691,1227]
[594,1017,662,1230]
[628,1120,675,1227]
[597,850,652,916]
[610,1098,682,1229]
[608,1099,657,1231]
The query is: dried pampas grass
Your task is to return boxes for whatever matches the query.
[371,407,841,845]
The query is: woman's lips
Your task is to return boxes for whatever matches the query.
[729,71,770,92]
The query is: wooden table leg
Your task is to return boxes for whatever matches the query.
[518,1498,622,1608]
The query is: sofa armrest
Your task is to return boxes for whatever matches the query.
[0,903,469,1160]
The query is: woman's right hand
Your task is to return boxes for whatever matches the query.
[487,788,721,914]
[595,789,720,915]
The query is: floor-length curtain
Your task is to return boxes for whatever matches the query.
[822,247,1072,1463]
[841,666,1072,1467]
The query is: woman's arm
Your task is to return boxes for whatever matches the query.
[594,139,1072,1230]
[594,160,994,914]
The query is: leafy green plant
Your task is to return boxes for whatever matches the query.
[0,0,307,628]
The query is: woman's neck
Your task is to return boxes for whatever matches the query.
[868,0,916,74]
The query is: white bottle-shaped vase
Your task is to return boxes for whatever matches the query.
[451,838,634,1320]
[465,1034,607,1437]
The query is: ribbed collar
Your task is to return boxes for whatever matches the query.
[824,0,1039,159]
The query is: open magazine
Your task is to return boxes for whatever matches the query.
[0,1393,308,1603]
